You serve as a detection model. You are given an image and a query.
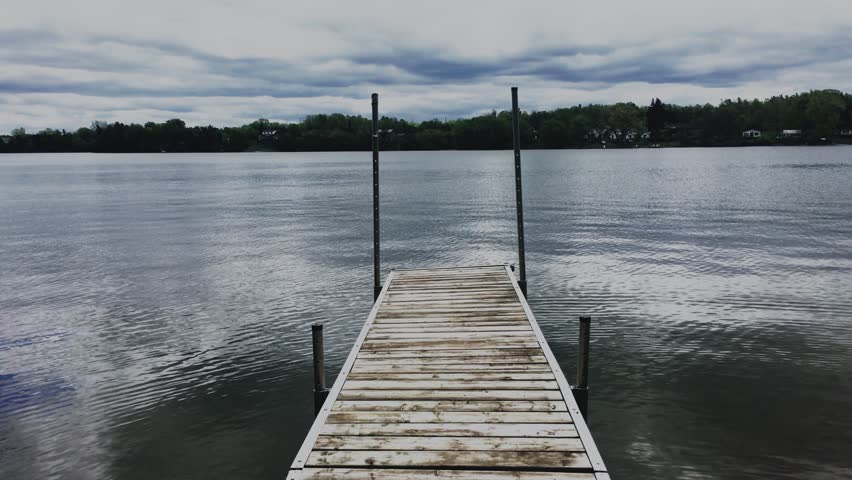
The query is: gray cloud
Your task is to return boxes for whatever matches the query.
[2,1,852,132]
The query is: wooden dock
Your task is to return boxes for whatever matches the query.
[287,265,609,480]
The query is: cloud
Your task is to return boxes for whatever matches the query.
[2,0,852,132]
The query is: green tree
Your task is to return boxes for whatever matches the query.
[539,119,568,148]
[646,98,666,141]
[608,103,642,144]
[805,90,845,141]
[5,89,852,153]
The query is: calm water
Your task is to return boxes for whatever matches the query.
[1,148,851,479]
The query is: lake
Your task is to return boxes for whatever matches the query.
[1,147,851,479]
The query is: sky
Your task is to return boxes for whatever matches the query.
[2,0,851,133]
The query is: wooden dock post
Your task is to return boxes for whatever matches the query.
[371,93,381,302]
[511,87,528,297]
[573,315,591,419]
[311,324,329,416]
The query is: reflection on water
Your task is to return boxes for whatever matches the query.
[1,148,851,479]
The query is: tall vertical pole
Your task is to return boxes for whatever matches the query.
[573,315,591,420]
[311,324,328,415]
[511,87,527,297]
[371,93,381,301]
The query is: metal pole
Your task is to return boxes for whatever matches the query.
[511,87,527,297]
[312,324,328,415]
[573,315,591,419]
[371,93,381,301]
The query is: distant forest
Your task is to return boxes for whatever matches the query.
[2,89,851,153]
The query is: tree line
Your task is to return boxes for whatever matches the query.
[2,89,851,153]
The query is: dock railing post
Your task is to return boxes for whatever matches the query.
[372,93,381,302]
[311,324,329,416]
[511,87,527,297]
[573,315,591,420]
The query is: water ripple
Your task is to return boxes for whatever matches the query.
[1,149,851,479]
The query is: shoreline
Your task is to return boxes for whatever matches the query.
[3,142,852,154]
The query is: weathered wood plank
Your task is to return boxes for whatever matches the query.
[371,325,531,332]
[396,272,509,281]
[395,268,505,274]
[363,338,538,346]
[306,450,591,470]
[393,271,507,277]
[375,311,527,318]
[347,373,554,381]
[297,468,596,480]
[386,284,512,291]
[319,422,578,437]
[387,286,513,293]
[361,340,540,351]
[394,268,504,274]
[313,435,584,451]
[393,274,506,280]
[387,289,518,296]
[351,364,553,374]
[377,310,526,316]
[393,273,507,280]
[332,400,568,412]
[363,336,537,343]
[371,321,530,329]
[371,327,532,335]
[325,411,573,424]
[384,294,518,301]
[382,298,519,305]
[367,334,536,342]
[343,380,558,390]
[337,390,564,401]
[386,288,514,294]
[391,281,514,287]
[374,315,528,322]
[396,264,504,270]
[389,279,509,286]
[367,331,536,340]
[380,306,521,312]
[386,287,517,294]
[390,282,509,287]
[381,302,519,309]
[357,348,542,358]
[395,265,504,271]
[394,272,506,278]
[377,310,523,317]
[366,336,536,345]
[353,357,548,366]
[392,276,511,289]
[374,315,529,323]
[395,269,505,276]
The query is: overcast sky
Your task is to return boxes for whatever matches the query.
[2,0,851,132]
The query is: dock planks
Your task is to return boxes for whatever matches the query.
[287,265,608,480]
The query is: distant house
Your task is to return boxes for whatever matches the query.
[257,129,278,143]
[586,128,639,142]
[840,129,852,136]
[641,132,651,140]
[0,135,11,144]
[742,129,761,138]
[585,129,603,141]
[781,129,802,137]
